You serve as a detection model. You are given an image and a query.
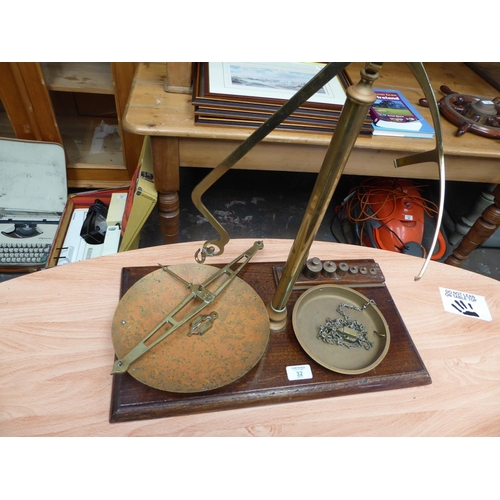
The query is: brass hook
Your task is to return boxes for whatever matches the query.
[194,244,219,264]
[194,248,206,264]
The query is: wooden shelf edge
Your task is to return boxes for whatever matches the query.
[41,62,115,95]
[67,179,132,189]
[66,162,131,189]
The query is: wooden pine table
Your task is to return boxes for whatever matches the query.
[123,62,500,243]
[1,239,499,436]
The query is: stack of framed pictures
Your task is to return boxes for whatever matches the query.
[192,62,374,135]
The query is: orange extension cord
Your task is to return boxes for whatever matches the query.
[341,178,441,257]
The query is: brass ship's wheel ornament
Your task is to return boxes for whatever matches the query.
[420,85,500,139]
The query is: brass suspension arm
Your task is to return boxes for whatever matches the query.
[191,62,446,287]
[191,62,350,263]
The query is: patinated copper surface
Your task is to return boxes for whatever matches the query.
[111,263,270,393]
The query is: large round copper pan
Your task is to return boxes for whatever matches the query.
[111,263,270,392]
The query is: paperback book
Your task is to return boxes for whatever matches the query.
[370,89,434,138]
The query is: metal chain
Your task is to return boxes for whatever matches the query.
[317,300,376,350]
[338,299,376,320]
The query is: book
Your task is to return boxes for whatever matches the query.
[370,89,434,138]
[371,90,424,130]
[371,127,434,139]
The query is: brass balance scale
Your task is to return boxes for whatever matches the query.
[109,63,446,423]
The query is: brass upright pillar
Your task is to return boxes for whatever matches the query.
[267,63,382,331]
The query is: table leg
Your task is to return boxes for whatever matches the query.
[445,185,500,267]
[150,136,181,244]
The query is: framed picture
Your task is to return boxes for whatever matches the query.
[206,62,347,106]
[190,62,372,134]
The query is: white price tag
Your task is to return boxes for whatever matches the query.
[439,287,492,321]
[286,364,313,381]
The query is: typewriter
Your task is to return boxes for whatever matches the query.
[0,209,60,267]
[0,138,66,273]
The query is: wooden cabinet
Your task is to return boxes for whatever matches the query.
[0,98,15,138]
[0,62,143,188]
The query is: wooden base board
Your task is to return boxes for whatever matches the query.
[110,261,431,423]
